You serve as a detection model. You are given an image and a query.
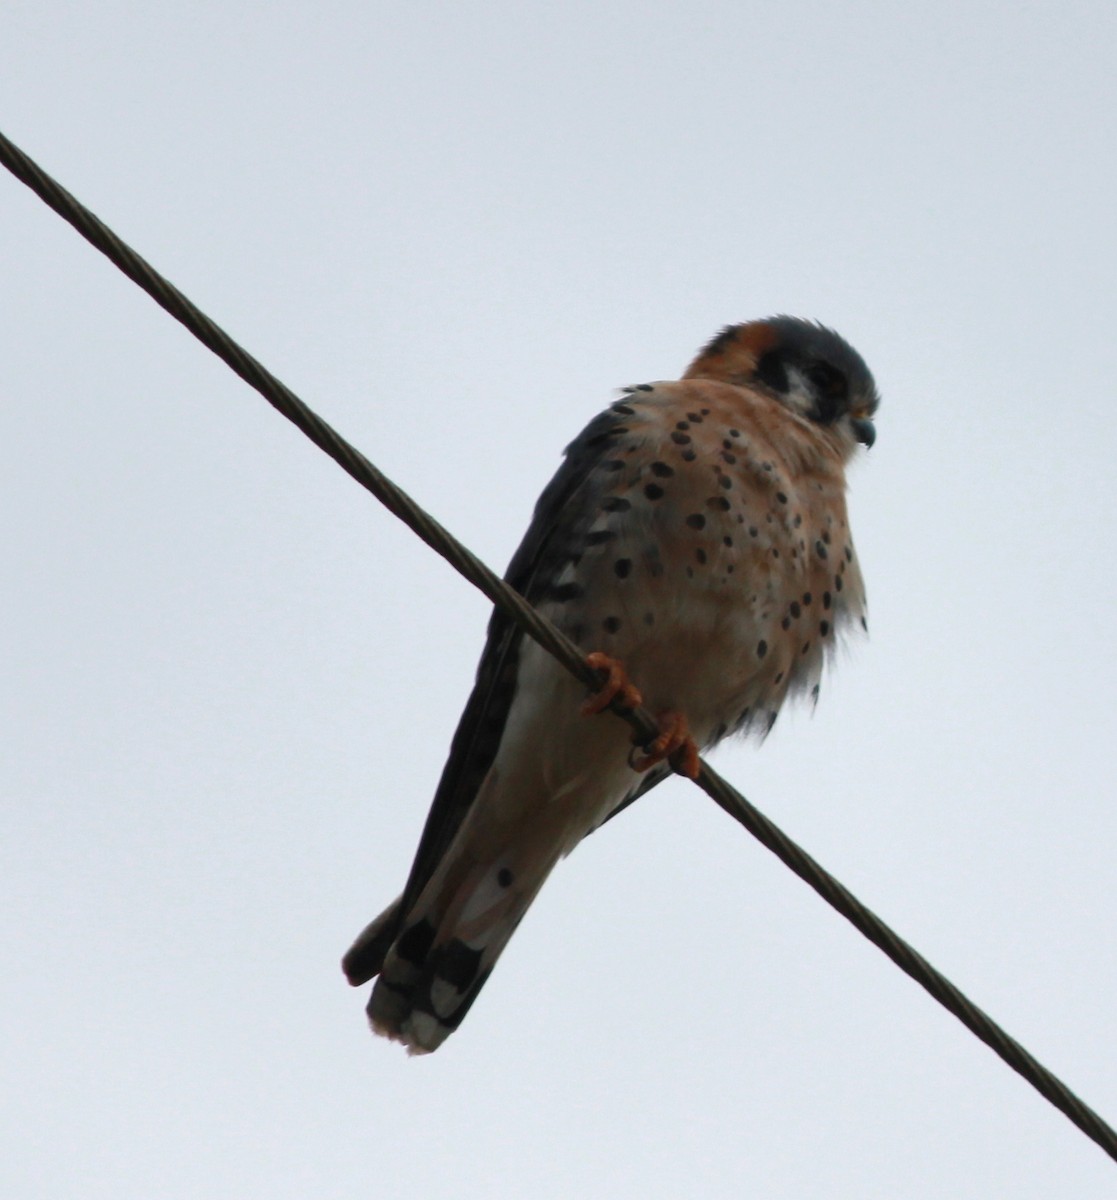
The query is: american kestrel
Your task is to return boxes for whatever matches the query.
[343,316,879,1053]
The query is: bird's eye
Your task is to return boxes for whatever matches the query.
[806,362,847,423]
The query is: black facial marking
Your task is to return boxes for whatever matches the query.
[754,350,790,393]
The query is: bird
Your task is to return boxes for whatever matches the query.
[343,316,879,1053]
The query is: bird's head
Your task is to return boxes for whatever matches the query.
[683,316,880,453]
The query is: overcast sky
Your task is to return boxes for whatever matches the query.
[4,2,1117,1196]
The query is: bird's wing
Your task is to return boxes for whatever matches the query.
[347,401,663,983]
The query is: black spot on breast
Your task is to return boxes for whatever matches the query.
[771,548,780,558]
[687,411,703,422]
[611,403,635,416]
[815,540,828,559]
[675,420,690,431]
[730,429,741,438]
[721,450,737,464]
[801,642,811,655]
[671,431,692,445]
[802,592,813,605]
[650,461,674,477]
[603,615,622,633]
[781,616,790,631]
[644,483,665,500]
[497,868,514,888]
[820,620,831,637]
[793,514,802,527]
[681,449,698,462]
[774,671,784,684]
[776,492,788,504]
[585,529,617,546]
[835,575,844,592]
[707,496,730,511]
[748,526,759,538]
[686,513,706,530]
[695,548,707,564]
[614,558,632,579]
[603,460,625,472]
[861,616,869,631]
[723,535,733,547]
[823,591,832,609]
[718,474,733,489]
[643,612,655,626]
[757,639,768,659]
[602,496,631,512]
[722,439,734,450]
[790,601,801,618]
[845,546,854,562]
[822,531,831,545]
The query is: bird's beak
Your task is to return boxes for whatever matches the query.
[850,416,876,448]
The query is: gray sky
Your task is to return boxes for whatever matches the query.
[4,2,1117,1196]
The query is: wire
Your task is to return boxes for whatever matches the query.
[3,125,1114,1162]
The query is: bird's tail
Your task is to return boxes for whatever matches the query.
[342,852,550,1054]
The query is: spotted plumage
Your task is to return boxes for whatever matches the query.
[343,316,880,1053]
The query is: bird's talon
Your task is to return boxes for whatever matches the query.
[630,710,700,779]
[581,651,643,716]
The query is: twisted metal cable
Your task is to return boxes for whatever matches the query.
[3,125,1114,1162]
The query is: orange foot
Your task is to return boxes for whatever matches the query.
[581,651,643,717]
[630,710,701,780]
